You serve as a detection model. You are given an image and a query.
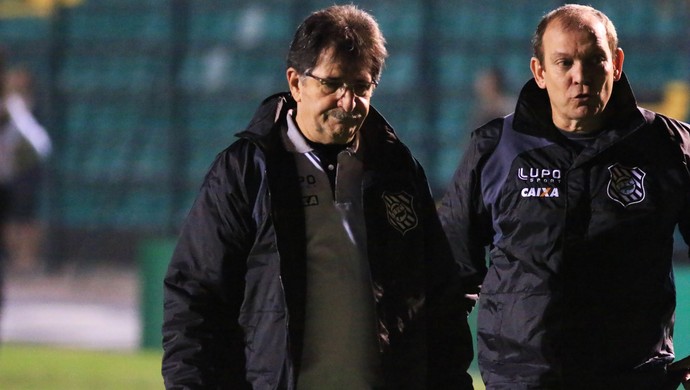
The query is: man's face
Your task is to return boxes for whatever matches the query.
[530,16,624,132]
[287,47,374,145]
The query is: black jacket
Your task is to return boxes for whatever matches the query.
[162,93,474,389]
[439,74,690,389]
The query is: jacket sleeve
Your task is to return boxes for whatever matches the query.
[162,142,259,389]
[661,115,690,258]
[438,122,500,294]
[429,124,500,389]
[411,160,475,389]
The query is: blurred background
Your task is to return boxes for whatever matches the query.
[1,0,688,268]
[0,0,688,388]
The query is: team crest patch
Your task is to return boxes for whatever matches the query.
[607,163,646,207]
[382,191,418,235]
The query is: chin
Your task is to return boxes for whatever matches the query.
[572,107,600,119]
[334,126,356,136]
[330,130,356,143]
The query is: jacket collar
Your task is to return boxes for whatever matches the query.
[512,72,645,141]
[235,92,295,152]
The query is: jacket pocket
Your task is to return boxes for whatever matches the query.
[477,291,553,366]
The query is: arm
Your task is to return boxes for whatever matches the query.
[162,145,258,389]
[668,121,690,390]
[676,137,690,390]
[5,93,52,159]
[412,162,474,389]
[438,126,498,295]
[430,126,498,388]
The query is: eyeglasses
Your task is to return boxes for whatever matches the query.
[304,71,377,98]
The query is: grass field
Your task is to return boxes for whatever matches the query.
[0,343,485,389]
[1,267,685,389]
[0,344,164,389]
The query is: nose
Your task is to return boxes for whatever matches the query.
[338,87,357,112]
[571,61,591,85]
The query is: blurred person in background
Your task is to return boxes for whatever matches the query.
[469,67,515,129]
[0,51,52,321]
[1,65,52,275]
[439,4,690,389]
[162,4,474,389]
[0,49,7,322]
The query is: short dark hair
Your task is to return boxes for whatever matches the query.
[286,4,388,83]
[532,4,619,63]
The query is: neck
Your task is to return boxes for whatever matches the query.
[554,116,604,134]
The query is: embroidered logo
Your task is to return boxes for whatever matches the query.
[607,163,646,207]
[382,191,418,235]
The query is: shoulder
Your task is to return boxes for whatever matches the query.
[471,117,504,147]
[462,117,504,165]
[200,138,268,196]
[640,107,690,154]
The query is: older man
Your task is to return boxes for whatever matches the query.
[163,5,474,389]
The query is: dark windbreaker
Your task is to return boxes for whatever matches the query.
[162,93,474,389]
[439,74,690,389]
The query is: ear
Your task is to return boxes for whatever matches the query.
[530,57,547,89]
[286,68,302,102]
[613,48,625,81]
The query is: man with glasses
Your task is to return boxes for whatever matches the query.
[162,5,474,389]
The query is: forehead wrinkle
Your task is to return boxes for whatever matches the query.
[545,22,608,58]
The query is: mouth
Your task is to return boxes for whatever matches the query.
[331,111,362,120]
[573,93,598,106]
[330,111,363,126]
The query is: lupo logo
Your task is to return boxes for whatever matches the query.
[517,167,562,183]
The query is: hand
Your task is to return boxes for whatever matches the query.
[669,356,690,389]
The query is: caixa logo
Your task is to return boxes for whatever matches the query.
[517,167,562,183]
[521,187,560,198]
